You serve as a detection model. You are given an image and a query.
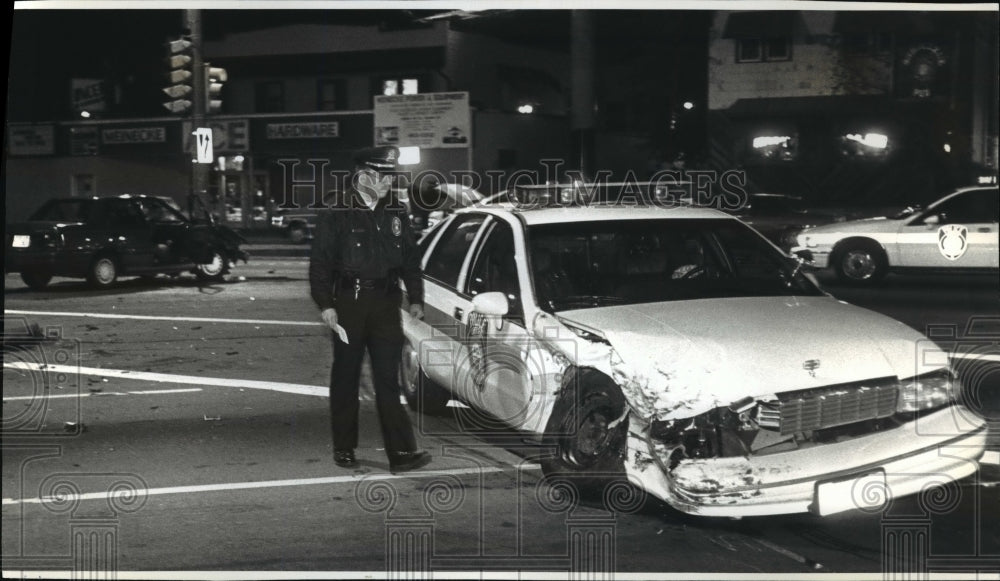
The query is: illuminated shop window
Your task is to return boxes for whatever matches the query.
[751,134,798,161]
[839,132,891,158]
[380,77,421,96]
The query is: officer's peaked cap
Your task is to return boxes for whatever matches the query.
[354,146,399,171]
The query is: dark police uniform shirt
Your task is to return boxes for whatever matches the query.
[308,190,424,311]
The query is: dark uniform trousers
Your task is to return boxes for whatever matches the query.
[329,284,416,454]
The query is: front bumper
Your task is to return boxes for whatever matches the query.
[790,246,832,268]
[628,405,988,517]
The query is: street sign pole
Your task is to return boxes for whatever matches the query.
[185,8,210,218]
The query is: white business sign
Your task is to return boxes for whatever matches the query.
[373,92,470,149]
[266,122,340,139]
[8,125,55,155]
[71,78,106,112]
[102,127,167,145]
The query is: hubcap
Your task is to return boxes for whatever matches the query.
[567,410,611,465]
[95,259,115,284]
[843,250,876,279]
[401,343,419,397]
[200,253,224,276]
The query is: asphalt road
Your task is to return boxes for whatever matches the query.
[2,260,998,577]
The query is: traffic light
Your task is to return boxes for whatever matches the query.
[163,37,193,114]
[205,65,227,114]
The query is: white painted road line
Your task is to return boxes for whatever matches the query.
[2,388,204,401]
[4,362,329,397]
[2,464,541,506]
[5,309,323,327]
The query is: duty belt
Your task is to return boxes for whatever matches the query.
[340,275,398,299]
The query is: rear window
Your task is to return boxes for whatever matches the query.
[29,200,96,222]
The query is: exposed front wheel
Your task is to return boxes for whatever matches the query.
[194,250,226,282]
[540,377,629,495]
[833,241,887,284]
[20,271,53,290]
[86,255,118,288]
[400,338,451,415]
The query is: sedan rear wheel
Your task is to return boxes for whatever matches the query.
[86,255,118,288]
[289,225,308,244]
[20,271,53,290]
[400,338,451,415]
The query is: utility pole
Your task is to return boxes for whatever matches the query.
[185,8,210,217]
[571,11,596,180]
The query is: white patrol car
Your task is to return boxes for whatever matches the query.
[400,183,986,518]
[793,186,999,284]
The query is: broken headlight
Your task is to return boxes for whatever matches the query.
[650,398,764,462]
[897,368,958,413]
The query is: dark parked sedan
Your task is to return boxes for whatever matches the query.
[6,195,248,289]
[731,193,851,250]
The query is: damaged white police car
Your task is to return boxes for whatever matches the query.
[400,183,987,518]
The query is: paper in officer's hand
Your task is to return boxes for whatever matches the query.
[334,323,349,344]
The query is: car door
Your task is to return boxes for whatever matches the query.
[461,217,538,425]
[416,212,490,392]
[134,197,195,264]
[898,189,999,268]
[104,199,157,271]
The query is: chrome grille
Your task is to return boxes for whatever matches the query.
[769,378,899,435]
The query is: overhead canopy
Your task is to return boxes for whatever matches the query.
[726,95,894,119]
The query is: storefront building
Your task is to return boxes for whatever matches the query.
[706,10,998,206]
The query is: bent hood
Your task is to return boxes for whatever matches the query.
[557,296,929,421]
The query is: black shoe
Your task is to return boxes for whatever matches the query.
[388,451,431,474]
[334,449,358,468]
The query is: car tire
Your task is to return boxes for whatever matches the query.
[540,375,629,495]
[86,254,118,288]
[400,338,451,415]
[20,271,53,290]
[833,240,888,285]
[288,225,308,245]
[194,250,226,282]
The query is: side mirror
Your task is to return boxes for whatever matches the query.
[923,214,940,226]
[471,291,508,317]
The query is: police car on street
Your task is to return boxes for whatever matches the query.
[400,182,987,518]
[793,186,999,284]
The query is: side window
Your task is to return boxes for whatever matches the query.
[108,201,146,227]
[136,199,185,224]
[934,191,988,224]
[970,189,999,223]
[423,213,487,289]
[467,220,523,319]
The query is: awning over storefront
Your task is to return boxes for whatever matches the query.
[726,95,894,119]
[722,11,800,38]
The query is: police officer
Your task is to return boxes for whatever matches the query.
[309,145,430,473]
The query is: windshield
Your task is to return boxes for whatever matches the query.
[527,218,821,310]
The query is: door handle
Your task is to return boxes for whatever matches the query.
[977,227,992,233]
[454,307,464,320]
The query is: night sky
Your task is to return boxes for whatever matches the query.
[7,7,709,121]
